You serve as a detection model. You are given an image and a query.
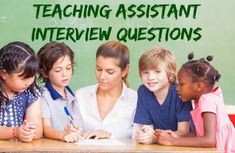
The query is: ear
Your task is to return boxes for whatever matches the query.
[121,64,130,78]
[0,70,8,80]
[194,82,204,92]
[168,74,175,84]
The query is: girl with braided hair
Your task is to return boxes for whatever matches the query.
[155,53,235,153]
[0,42,43,142]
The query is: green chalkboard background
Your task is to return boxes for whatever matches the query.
[0,0,235,105]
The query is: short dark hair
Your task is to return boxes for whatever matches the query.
[37,42,74,82]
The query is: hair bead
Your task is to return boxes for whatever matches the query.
[206,55,213,62]
[188,52,194,61]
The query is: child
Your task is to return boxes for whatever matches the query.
[155,53,235,153]
[37,42,82,142]
[0,42,43,142]
[133,47,192,144]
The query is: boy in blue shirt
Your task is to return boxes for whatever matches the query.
[133,47,192,144]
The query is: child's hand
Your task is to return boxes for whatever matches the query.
[63,131,80,143]
[26,121,36,136]
[82,129,111,139]
[64,124,80,133]
[165,130,179,138]
[154,129,178,140]
[154,129,162,141]
[16,120,36,142]
[155,130,175,146]
[63,124,83,142]
[135,125,156,144]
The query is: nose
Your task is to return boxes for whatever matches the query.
[176,85,180,92]
[148,71,156,80]
[100,71,107,79]
[62,69,70,77]
[61,69,66,76]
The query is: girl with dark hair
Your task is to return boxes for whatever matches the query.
[155,53,235,153]
[0,42,43,142]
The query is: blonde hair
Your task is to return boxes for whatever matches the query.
[138,47,177,85]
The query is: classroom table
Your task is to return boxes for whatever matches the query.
[0,138,223,153]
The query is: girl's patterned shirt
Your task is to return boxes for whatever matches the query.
[0,88,42,127]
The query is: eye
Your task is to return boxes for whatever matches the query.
[179,82,184,86]
[142,71,149,75]
[107,70,115,75]
[54,68,62,73]
[156,70,161,73]
[21,76,34,82]
[66,65,72,70]
[96,67,102,71]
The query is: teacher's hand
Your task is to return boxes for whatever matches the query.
[82,129,111,139]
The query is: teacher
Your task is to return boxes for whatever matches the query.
[75,40,137,139]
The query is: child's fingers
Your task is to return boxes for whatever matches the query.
[64,135,72,142]
[65,124,71,129]
[26,122,36,129]
[155,129,162,132]
[136,129,144,135]
[135,136,151,144]
[141,125,151,129]
[64,124,75,133]
[74,125,81,130]
[17,127,35,142]
[20,134,34,141]
[22,120,29,130]
[69,125,79,132]
[21,128,34,136]
[165,130,173,133]
[64,133,79,143]
[65,124,80,133]
[165,130,178,138]
[135,131,151,144]
[22,120,36,132]
[139,126,148,132]
[69,133,78,141]
[154,131,161,137]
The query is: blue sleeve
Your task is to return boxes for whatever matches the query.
[25,87,43,108]
[134,85,152,125]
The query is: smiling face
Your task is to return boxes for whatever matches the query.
[141,65,170,93]
[47,55,72,92]
[95,56,128,91]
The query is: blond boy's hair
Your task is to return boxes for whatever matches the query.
[138,47,177,85]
